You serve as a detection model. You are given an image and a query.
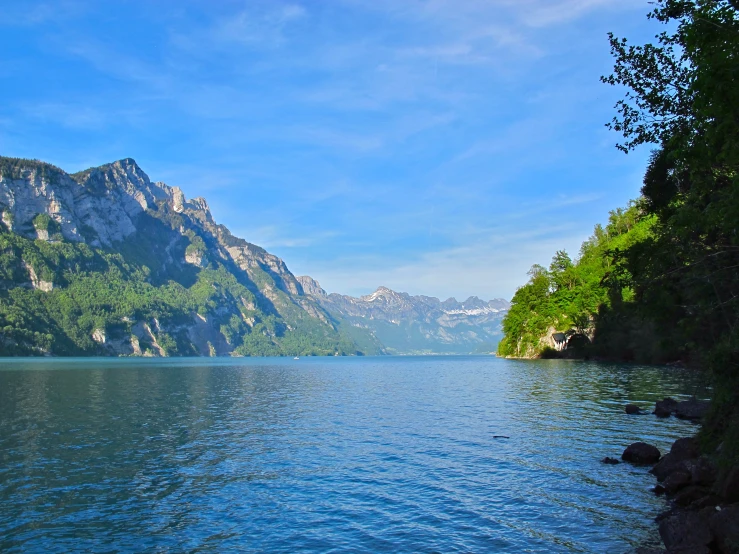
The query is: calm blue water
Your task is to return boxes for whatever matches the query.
[0,356,709,553]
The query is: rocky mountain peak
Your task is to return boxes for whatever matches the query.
[361,286,408,304]
[461,296,486,309]
[301,283,510,354]
[0,155,353,357]
[296,275,327,297]
[190,197,209,212]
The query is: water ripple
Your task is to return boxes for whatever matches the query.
[0,356,709,552]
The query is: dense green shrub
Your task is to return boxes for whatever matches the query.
[0,227,355,357]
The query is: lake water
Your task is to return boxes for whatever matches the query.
[0,356,710,553]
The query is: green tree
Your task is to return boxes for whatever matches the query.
[603,0,739,460]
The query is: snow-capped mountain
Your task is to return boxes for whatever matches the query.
[296,277,510,354]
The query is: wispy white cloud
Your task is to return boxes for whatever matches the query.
[502,193,605,221]
[168,2,307,55]
[20,102,108,130]
[208,3,307,47]
[0,1,86,27]
[300,223,590,301]
[514,0,642,27]
[376,0,638,29]
[63,40,173,91]
[285,125,384,152]
[233,225,340,249]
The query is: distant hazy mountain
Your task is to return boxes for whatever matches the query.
[296,277,510,354]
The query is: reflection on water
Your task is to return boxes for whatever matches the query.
[0,357,709,552]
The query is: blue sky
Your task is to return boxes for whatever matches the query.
[0,0,658,300]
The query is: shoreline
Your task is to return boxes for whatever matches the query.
[615,398,738,553]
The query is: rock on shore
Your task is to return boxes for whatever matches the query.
[653,397,710,420]
[643,437,739,553]
[622,442,661,464]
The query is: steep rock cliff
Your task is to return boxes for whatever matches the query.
[0,156,358,357]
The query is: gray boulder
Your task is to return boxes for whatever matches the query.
[671,437,701,460]
[664,469,692,494]
[658,508,714,551]
[652,453,685,482]
[684,457,718,487]
[674,397,710,421]
[672,485,714,507]
[623,442,661,464]
[710,504,739,554]
[651,438,702,482]
[654,397,679,417]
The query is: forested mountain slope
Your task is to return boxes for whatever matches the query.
[0,156,367,356]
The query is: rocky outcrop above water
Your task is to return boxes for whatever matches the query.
[653,397,710,420]
[296,277,510,354]
[653,438,739,553]
[606,392,739,553]
[616,433,739,553]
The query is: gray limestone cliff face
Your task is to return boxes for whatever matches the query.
[23,261,53,292]
[185,250,207,267]
[0,158,172,247]
[0,167,86,244]
[0,158,306,297]
[296,275,327,297]
[224,241,302,297]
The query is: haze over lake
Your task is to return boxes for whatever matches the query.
[0,356,708,553]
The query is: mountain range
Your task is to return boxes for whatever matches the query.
[297,277,509,354]
[0,156,507,356]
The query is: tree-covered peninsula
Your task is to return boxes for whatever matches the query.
[497,201,657,359]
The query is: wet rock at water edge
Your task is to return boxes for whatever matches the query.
[671,437,701,460]
[602,456,620,465]
[651,438,702,482]
[652,454,685,482]
[658,508,714,551]
[674,397,710,421]
[688,496,724,513]
[623,442,661,465]
[672,485,716,508]
[654,397,679,418]
[626,404,642,415]
[663,469,692,494]
[710,504,739,554]
[683,457,718,487]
